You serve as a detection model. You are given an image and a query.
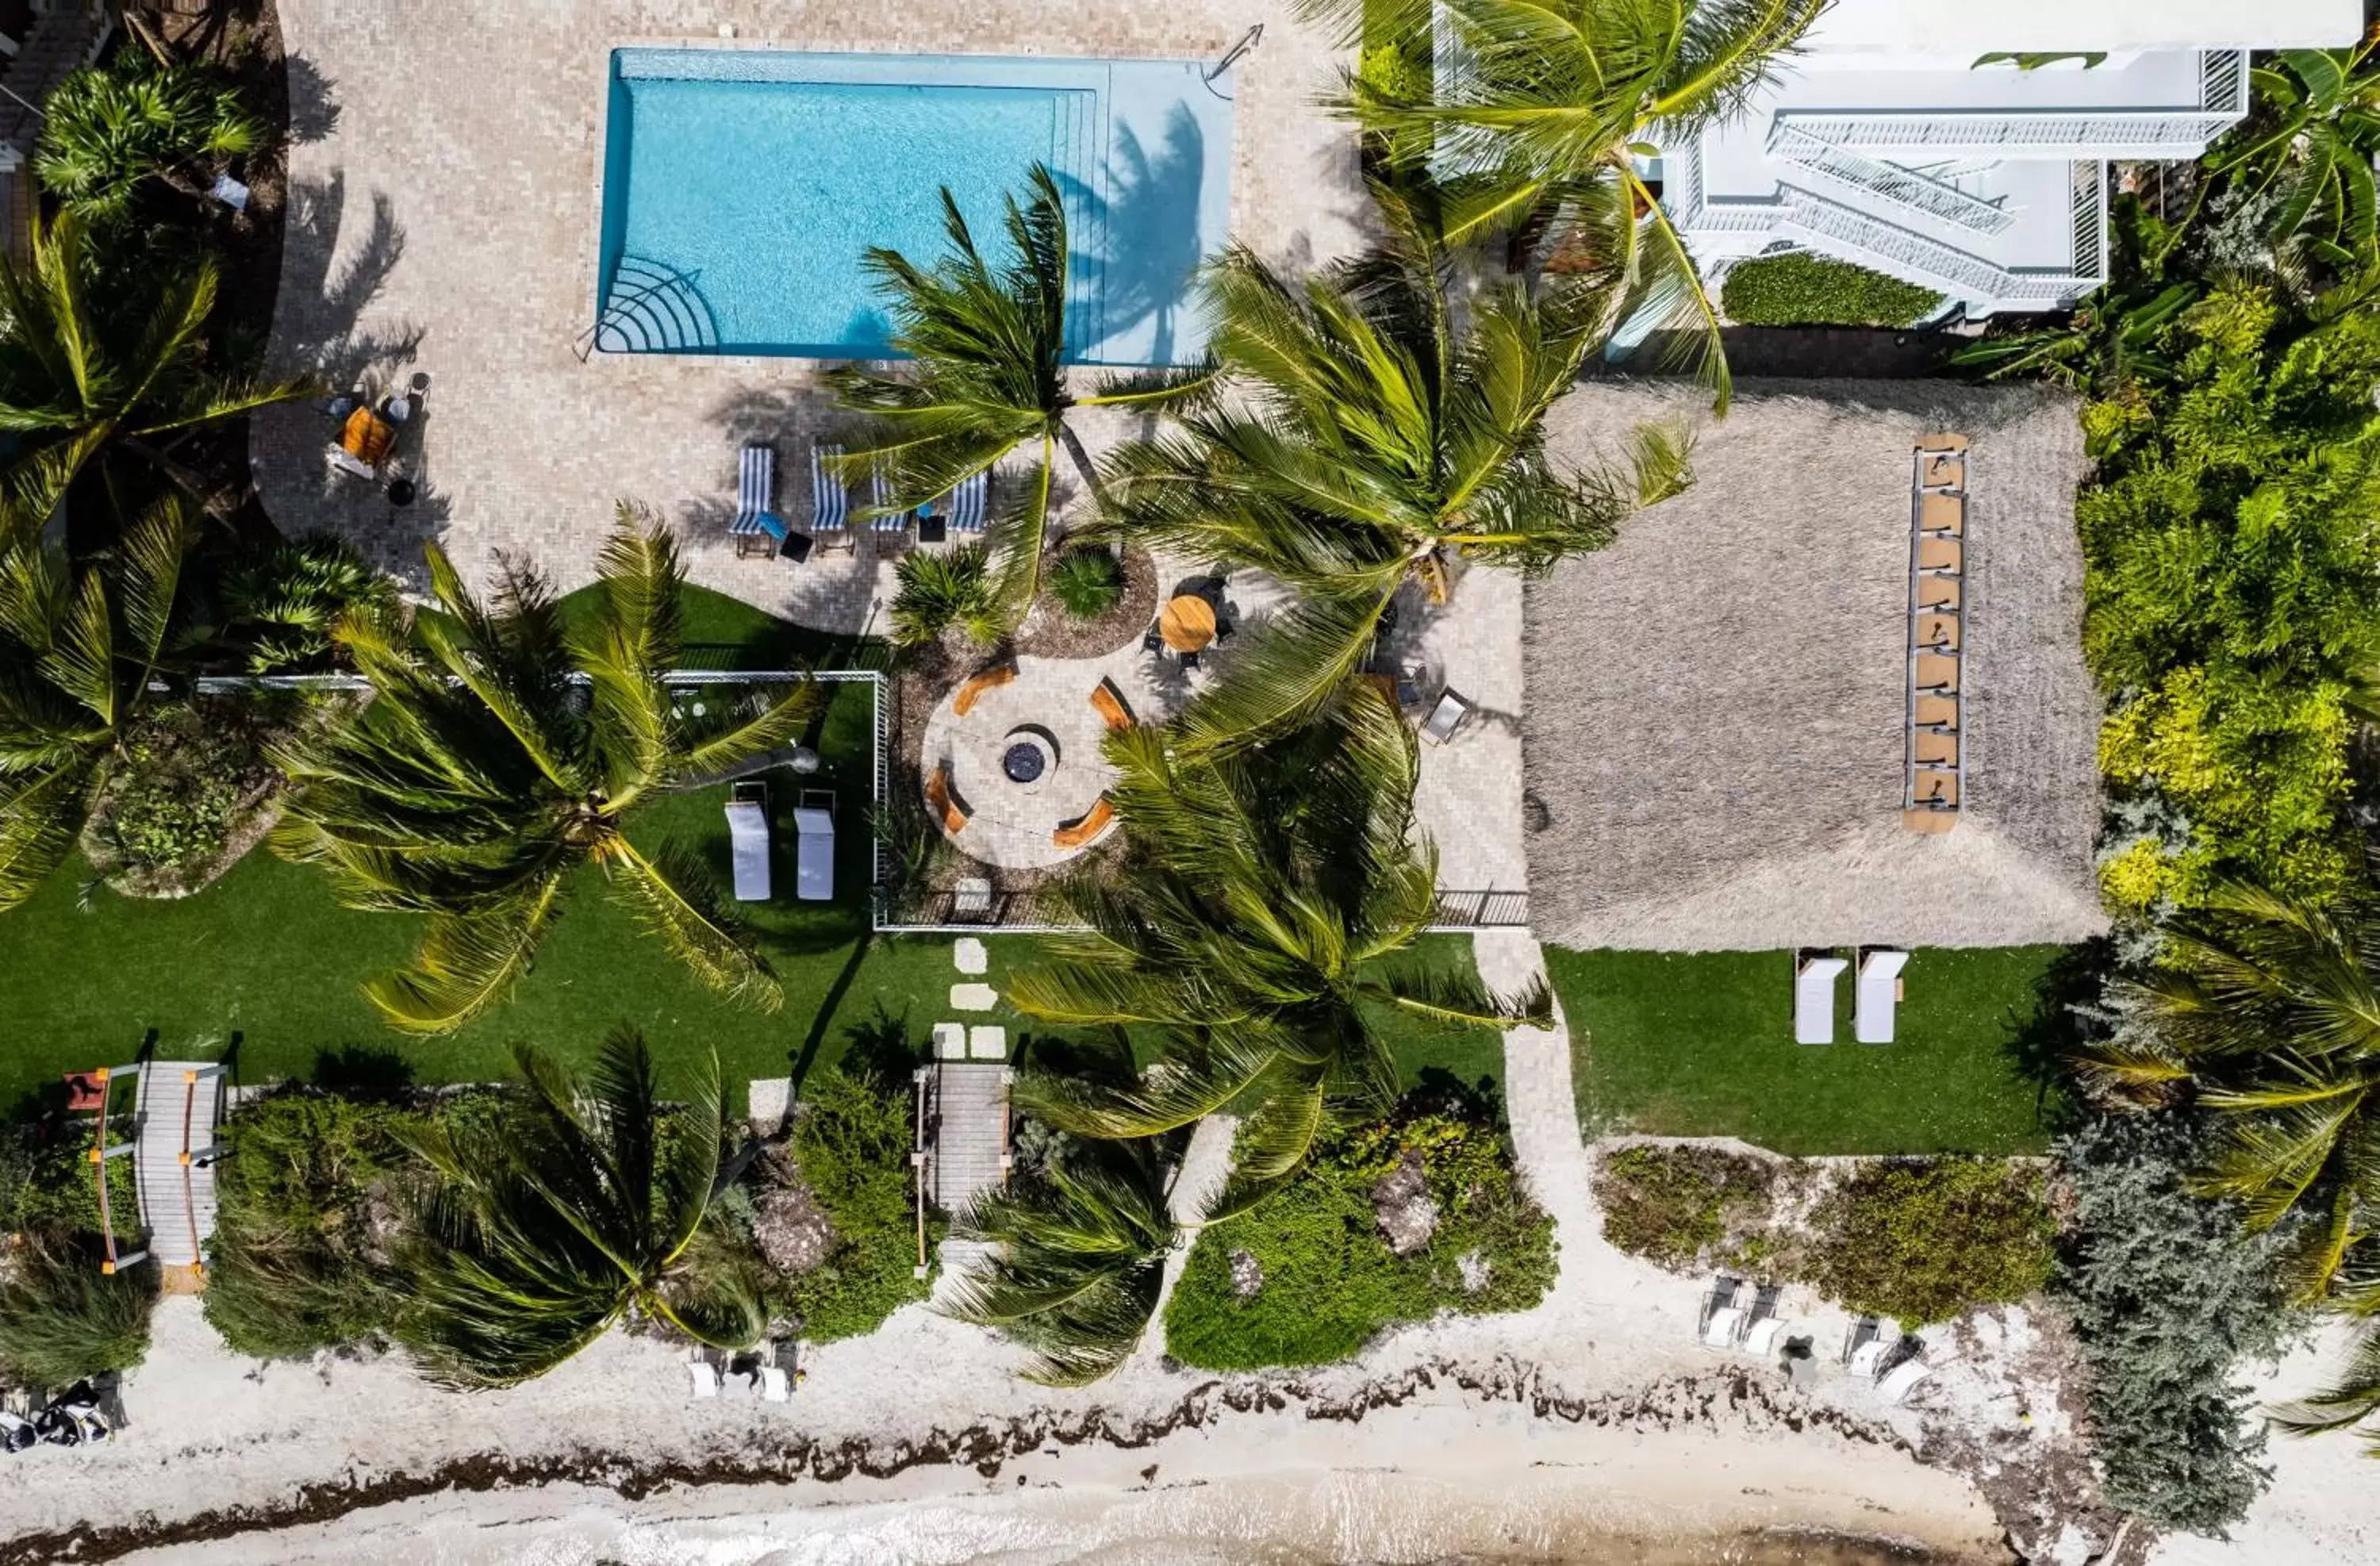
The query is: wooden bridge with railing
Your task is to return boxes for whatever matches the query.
[82,1061,228,1283]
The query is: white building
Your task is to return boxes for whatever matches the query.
[1666,1,2368,319]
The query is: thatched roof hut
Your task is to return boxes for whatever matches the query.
[1525,379,2106,952]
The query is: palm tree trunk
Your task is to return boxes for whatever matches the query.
[1056,420,1104,504]
[118,436,238,523]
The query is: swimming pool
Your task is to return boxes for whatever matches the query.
[595,49,1234,366]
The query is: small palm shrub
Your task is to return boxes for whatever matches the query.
[0,1232,157,1387]
[889,543,1002,647]
[212,535,396,674]
[1048,547,1124,620]
[34,56,268,221]
[1721,254,1945,328]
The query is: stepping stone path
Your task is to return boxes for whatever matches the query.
[950,983,1000,1011]
[954,937,988,976]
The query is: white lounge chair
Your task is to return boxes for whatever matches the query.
[1420,689,1472,745]
[811,443,854,551]
[1877,1357,1933,1405]
[687,1355,720,1398]
[1794,953,1848,1044]
[794,789,835,903]
[726,782,770,903]
[1848,1333,1897,1380]
[946,469,988,535]
[1701,1277,1746,1347]
[1744,1315,1788,1356]
[729,444,789,558]
[1855,950,1910,1043]
[761,1364,790,1403]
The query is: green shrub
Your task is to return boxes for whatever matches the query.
[33,56,268,222]
[0,1231,155,1386]
[0,1128,138,1246]
[890,545,1001,647]
[2056,1113,2294,1535]
[1164,1103,1555,1370]
[212,534,396,674]
[1593,1144,1780,1272]
[1720,254,1944,328]
[89,704,273,889]
[754,1066,934,1341]
[1802,1158,2056,1324]
[202,1091,417,1359]
[1048,547,1124,620]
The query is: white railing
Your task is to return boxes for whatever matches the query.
[1768,125,2013,236]
[2071,159,2109,287]
[1773,109,2236,157]
[1774,177,2104,306]
[2201,48,2246,117]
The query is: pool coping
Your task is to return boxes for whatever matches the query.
[578,36,1235,374]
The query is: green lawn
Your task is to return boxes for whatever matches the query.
[0,581,1502,1114]
[1550,946,2069,1156]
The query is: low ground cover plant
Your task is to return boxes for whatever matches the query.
[1719,253,1944,328]
[1591,1142,1779,1272]
[1164,1091,1554,1370]
[0,1232,155,1388]
[83,702,282,896]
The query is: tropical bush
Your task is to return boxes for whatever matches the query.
[33,56,268,222]
[1800,1158,2057,1325]
[1163,1096,1554,1370]
[2056,1112,2294,1534]
[84,703,277,894]
[748,1065,934,1343]
[1719,253,1943,328]
[206,535,397,674]
[1047,547,1125,621]
[889,543,1002,647]
[2079,278,2380,910]
[1592,1143,1780,1272]
[0,1231,156,1387]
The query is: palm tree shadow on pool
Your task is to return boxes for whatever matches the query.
[1058,105,1208,366]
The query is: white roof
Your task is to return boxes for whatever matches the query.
[1807,0,2361,54]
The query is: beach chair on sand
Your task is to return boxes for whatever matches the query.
[687,1352,720,1397]
[1877,1355,1933,1406]
[811,443,855,553]
[1741,1284,1787,1356]
[726,782,771,902]
[1794,952,1847,1044]
[1701,1276,1747,1347]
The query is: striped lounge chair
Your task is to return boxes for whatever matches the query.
[869,467,912,549]
[727,445,789,559]
[811,443,855,553]
[946,469,988,535]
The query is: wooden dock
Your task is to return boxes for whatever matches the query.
[131,1062,227,1273]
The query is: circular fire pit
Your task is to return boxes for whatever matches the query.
[1000,725,1060,790]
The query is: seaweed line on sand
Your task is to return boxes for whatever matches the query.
[0,1361,1917,1566]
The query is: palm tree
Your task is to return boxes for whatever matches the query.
[1008,686,1549,1213]
[828,164,1213,622]
[0,210,315,532]
[2090,882,2380,1302]
[393,1028,764,1388]
[1098,184,1691,752]
[941,1135,1180,1385]
[0,492,191,911]
[1305,0,1829,401]
[272,512,821,1033]
[2205,35,2380,270]
[33,56,269,222]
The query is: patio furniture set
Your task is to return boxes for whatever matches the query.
[1791,948,1908,1044]
[728,443,988,562]
[923,670,1128,854]
[1142,589,1230,670]
[321,373,433,504]
[1903,436,1967,833]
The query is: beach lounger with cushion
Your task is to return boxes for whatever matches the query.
[869,467,912,548]
[1091,677,1134,732]
[1848,1334,1895,1380]
[1701,1277,1747,1347]
[761,1364,790,1402]
[1793,952,1847,1044]
[1877,1357,1933,1404]
[793,796,835,903]
[729,444,793,558]
[811,443,855,552]
[725,782,771,902]
[1744,1315,1789,1356]
[1420,689,1472,746]
[1854,950,1909,1044]
[946,469,989,535]
[688,1353,721,1397]
[1054,796,1115,850]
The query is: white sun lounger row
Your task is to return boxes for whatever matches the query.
[1793,948,1908,1043]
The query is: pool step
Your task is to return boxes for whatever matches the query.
[594,255,720,355]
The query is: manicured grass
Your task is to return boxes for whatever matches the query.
[1551,946,2067,1156]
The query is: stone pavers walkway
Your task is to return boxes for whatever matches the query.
[1477,930,1601,1305]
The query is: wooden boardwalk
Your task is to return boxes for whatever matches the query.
[132,1063,227,1271]
[925,1063,1010,1219]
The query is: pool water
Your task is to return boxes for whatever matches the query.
[597,50,1234,366]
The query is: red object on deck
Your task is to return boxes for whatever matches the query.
[61,1072,106,1112]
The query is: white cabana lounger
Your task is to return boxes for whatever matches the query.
[794,793,835,903]
[1701,1277,1746,1347]
[1794,953,1848,1044]
[727,782,771,903]
[1855,950,1910,1043]
[1744,1315,1788,1356]
[1877,1357,1933,1405]
[687,1354,720,1397]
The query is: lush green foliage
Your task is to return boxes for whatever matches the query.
[754,1065,934,1342]
[33,56,267,222]
[1592,1143,1779,1272]
[202,1091,421,1359]
[2205,42,2380,271]
[1047,547,1125,621]
[1101,182,1688,751]
[392,1030,762,1388]
[0,1129,136,1244]
[89,703,271,888]
[1552,946,2064,1154]
[944,1133,1177,1384]
[1801,1159,2056,1325]
[831,165,1211,626]
[2081,279,2380,910]
[1718,252,1942,327]
[0,1232,155,1387]
[1164,1099,1553,1369]
[205,534,397,674]
[2056,1113,2294,1533]
[1309,0,1829,401]
[1011,689,1547,1212]
[888,543,1001,647]
[272,515,822,1032]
